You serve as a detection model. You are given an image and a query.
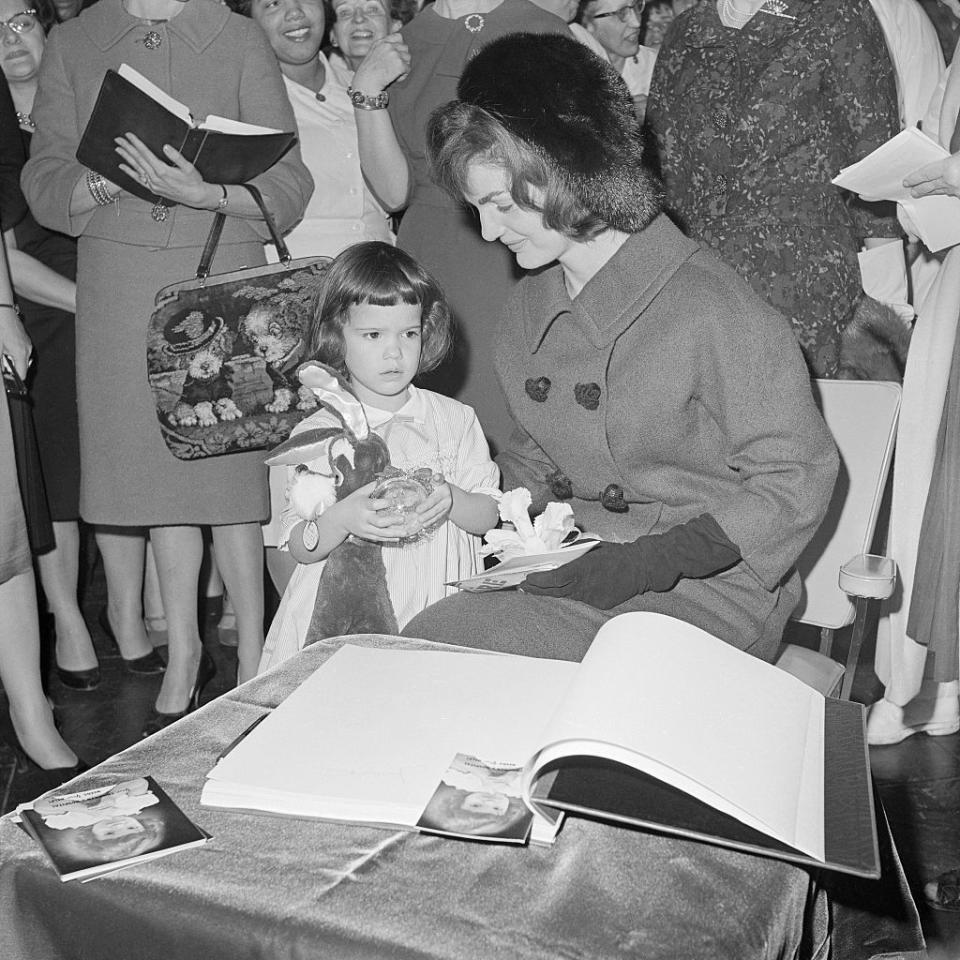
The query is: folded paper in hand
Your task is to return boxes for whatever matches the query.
[446,487,598,592]
[482,488,576,560]
[832,127,960,252]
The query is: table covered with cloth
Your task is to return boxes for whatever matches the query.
[0,634,924,960]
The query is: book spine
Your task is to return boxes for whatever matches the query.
[180,127,208,166]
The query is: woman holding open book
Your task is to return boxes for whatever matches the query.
[403,33,838,664]
[21,0,313,734]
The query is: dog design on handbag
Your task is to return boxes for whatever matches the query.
[238,304,318,415]
[162,310,243,428]
[170,347,243,428]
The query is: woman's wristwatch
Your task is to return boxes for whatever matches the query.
[347,86,389,111]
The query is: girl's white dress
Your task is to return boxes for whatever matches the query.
[258,386,500,672]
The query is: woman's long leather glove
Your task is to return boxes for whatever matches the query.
[522,514,741,610]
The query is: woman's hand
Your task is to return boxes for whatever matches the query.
[0,306,32,379]
[903,153,960,200]
[352,32,411,96]
[328,480,409,542]
[523,542,647,609]
[114,133,221,209]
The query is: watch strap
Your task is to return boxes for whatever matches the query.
[347,85,389,110]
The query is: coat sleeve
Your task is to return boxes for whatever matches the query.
[237,22,313,238]
[497,424,561,517]
[690,275,839,592]
[20,28,89,237]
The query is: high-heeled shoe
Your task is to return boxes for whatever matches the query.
[50,617,101,691]
[28,760,91,794]
[98,606,166,676]
[11,739,90,789]
[141,647,216,739]
[56,663,101,691]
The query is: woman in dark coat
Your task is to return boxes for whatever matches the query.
[2,0,102,690]
[0,69,80,776]
[403,33,838,663]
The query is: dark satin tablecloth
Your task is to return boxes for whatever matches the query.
[0,635,924,960]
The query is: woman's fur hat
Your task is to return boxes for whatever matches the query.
[456,32,661,232]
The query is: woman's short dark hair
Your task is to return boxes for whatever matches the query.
[309,241,452,377]
[428,101,610,242]
[573,0,595,24]
[33,0,58,31]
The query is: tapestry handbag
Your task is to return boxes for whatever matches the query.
[147,183,331,460]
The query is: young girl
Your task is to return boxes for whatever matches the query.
[258,242,501,673]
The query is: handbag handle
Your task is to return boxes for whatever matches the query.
[2,354,27,397]
[195,183,293,282]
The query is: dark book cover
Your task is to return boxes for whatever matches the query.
[76,68,296,203]
[20,776,209,881]
[531,698,879,879]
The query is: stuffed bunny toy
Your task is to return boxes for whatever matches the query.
[266,362,400,642]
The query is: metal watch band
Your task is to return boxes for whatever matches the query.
[347,85,389,110]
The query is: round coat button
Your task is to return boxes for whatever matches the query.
[525,377,551,402]
[547,469,573,500]
[574,382,601,410]
[601,484,628,513]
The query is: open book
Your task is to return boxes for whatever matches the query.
[76,64,297,203]
[832,127,960,252]
[17,777,209,882]
[201,613,878,876]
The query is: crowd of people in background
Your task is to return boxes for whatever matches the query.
[4,0,960,909]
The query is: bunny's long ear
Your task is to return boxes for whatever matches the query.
[265,426,343,466]
[297,362,370,440]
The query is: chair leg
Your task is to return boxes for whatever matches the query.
[818,626,835,660]
[841,597,872,702]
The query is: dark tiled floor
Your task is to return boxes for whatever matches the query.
[0,532,265,814]
[2,536,960,957]
[787,619,960,959]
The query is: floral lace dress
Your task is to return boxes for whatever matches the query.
[647,0,901,377]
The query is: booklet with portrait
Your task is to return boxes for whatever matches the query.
[200,613,879,875]
[17,776,210,882]
[76,64,296,203]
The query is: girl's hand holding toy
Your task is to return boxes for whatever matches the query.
[327,480,410,543]
[413,481,453,532]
